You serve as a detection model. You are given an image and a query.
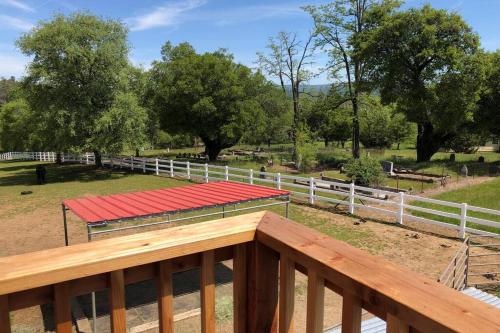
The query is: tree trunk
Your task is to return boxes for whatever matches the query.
[135,148,140,157]
[324,139,329,147]
[341,141,346,148]
[267,139,271,149]
[397,142,401,150]
[416,122,442,162]
[351,96,360,159]
[56,152,62,164]
[93,150,102,167]
[204,141,223,161]
[291,84,300,161]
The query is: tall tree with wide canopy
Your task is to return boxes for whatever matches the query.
[148,42,269,161]
[17,13,146,166]
[477,51,500,137]
[304,0,400,159]
[360,5,483,161]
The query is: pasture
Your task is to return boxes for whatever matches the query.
[0,159,466,332]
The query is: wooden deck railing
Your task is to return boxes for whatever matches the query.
[0,211,499,333]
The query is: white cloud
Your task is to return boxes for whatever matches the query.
[0,14,34,31]
[127,0,207,31]
[210,4,304,26]
[0,53,27,78]
[0,0,35,13]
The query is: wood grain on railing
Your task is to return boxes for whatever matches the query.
[201,250,215,333]
[233,244,248,333]
[109,270,126,333]
[157,260,174,333]
[341,292,362,333]
[279,254,295,333]
[53,282,72,333]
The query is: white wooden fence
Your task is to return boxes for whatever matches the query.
[2,151,500,238]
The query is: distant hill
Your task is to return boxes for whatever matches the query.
[283,84,332,96]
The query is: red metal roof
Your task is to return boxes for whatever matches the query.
[63,181,289,224]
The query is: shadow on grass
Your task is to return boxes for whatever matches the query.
[0,163,136,187]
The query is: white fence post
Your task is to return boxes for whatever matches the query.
[170,160,174,177]
[131,156,134,171]
[459,203,468,239]
[142,158,146,173]
[120,158,123,169]
[204,163,209,183]
[86,154,89,165]
[187,161,191,180]
[349,182,355,215]
[61,153,65,163]
[225,165,229,181]
[249,169,253,185]
[309,177,315,205]
[155,158,159,175]
[397,192,405,225]
[277,173,281,190]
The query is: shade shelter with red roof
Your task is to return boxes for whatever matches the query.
[61,181,290,245]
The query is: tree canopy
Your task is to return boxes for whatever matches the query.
[148,42,273,160]
[360,5,483,161]
[17,13,147,164]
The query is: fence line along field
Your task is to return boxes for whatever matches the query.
[3,151,499,238]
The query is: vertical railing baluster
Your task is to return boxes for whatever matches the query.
[233,244,248,333]
[54,282,72,333]
[279,254,295,333]
[386,313,410,333]
[109,270,126,333]
[341,292,362,333]
[0,295,11,333]
[247,242,279,333]
[201,251,215,333]
[306,270,324,333]
[158,261,174,333]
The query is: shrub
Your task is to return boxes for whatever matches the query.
[344,157,385,187]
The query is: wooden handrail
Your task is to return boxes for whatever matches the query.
[256,213,500,333]
[0,211,499,333]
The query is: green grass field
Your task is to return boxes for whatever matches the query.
[410,178,500,234]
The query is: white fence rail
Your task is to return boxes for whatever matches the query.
[2,151,500,238]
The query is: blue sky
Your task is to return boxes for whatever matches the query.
[1,0,499,84]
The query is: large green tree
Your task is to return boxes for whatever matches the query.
[306,91,351,148]
[18,13,146,166]
[477,51,500,137]
[148,42,270,161]
[304,0,400,159]
[241,82,291,148]
[361,5,483,161]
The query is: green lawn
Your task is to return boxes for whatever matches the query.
[410,178,500,234]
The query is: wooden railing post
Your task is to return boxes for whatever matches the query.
[54,282,72,333]
[306,270,324,333]
[279,254,295,333]
[233,244,248,333]
[201,251,215,333]
[157,261,174,333]
[247,241,279,333]
[109,270,126,333]
[0,295,11,333]
[386,313,410,333]
[341,292,361,333]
